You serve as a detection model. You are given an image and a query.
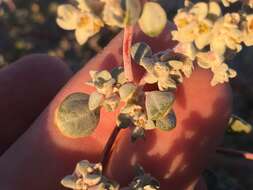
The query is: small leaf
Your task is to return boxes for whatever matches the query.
[61,175,78,189]
[227,115,252,134]
[117,114,132,129]
[131,42,152,63]
[131,127,145,142]
[145,91,175,120]
[121,0,142,26]
[88,92,104,111]
[156,110,176,131]
[119,83,137,101]
[103,94,120,112]
[111,67,127,85]
[145,120,156,130]
[56,93,100,138]
[138,2,167,37]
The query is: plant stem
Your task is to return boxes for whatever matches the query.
[216,147,253,161]
[101,127,121,169]
[123,26,134,82]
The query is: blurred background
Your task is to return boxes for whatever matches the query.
[0,0,253,189]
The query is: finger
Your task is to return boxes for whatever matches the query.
[0,27,173,190]
[105,67,232,189]
[0,54,72,155]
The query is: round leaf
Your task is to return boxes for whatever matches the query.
[145,91,175,120]
[56,93,100,138]
[138,2,167,37]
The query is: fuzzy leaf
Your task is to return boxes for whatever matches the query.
[61,175,78,189]
[121,0,141,26]
[227,115,252,134]
[111,67,127,85]
[156,111,176,131]
[56,93,100,138]
[131,42,152,63]
[88,92,104,111]
[103,94,120,112]
[138,2,167,37]
[119,83,137,101]
[145,91,175,120]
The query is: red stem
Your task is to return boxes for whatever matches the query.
[101,127,121,170]
[123,26,134,82]
[216,147,253,161]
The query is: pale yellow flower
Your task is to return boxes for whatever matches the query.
[210,13,242,55]
[172,2,221,50]
[211,63,237,86]
[101,0,125,27]
[243,14,253,46]
[56,1,104,45]
[196,51,236,86]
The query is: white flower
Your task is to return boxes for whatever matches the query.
[196,51,236,86]
[101,0,125,27]
[210,13,242,55]
[56,1,104,45]
[172,2,221,50]
[243,14,253,46]
[211,63,237,86]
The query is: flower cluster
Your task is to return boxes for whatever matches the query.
[56,0,167,44]
[172,0,253,86]
[87,67,176,142]
[62,161,160,190]
[61,160,119,190]
[132,42,193,90]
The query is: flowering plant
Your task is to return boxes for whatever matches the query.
[55,0,253,189]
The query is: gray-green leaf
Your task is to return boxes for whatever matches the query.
[145,91,175,120]
[131,42,152,63]
[56,93,100,138]
[156,110,176,131]
[88,92,104,111]
[138,2,167,37]
[119,83,137,101]
[121,0,141,26]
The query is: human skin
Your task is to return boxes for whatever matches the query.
[0,55,72,154]
[0,27,231,190]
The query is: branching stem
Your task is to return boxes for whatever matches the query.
[101,127,121,170]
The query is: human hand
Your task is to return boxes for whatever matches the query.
[0,27,231,190]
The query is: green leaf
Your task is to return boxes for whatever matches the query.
[119,83,137,101]
[145,91,175,120]
[138,2,167,37]
[131,42,152,63]
[111,67,127,85]
[56,93,100,138]
[88,92,104,111]
[103,94,120,112]
[156,110,176,131]
[121,0,141,26]
[227,115,252,134]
